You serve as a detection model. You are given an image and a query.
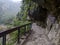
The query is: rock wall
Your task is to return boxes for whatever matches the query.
[47,22,60,45]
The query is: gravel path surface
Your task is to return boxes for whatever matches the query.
[23,23,53,45]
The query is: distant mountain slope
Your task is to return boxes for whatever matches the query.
[0,0,22,24]
[0,0,21,16]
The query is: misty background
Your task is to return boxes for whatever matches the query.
[0,0,22,24]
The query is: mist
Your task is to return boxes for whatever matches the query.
[0,0,22,24]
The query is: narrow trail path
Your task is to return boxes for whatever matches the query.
[23,23,53,45]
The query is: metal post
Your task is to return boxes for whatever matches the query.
[24,26,26,35]
[30,23,32,30]
[17,28,20,44]
[2,35,6,45]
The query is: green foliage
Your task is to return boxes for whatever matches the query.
[12,17,30,26]
[12,18,21,26]
[21,0,60,26]
[6,30,18,45]
[6,24,31,45]
[0,0,32,45]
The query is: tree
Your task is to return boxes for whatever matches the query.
[17,0,60,27]
[17,0,28,21]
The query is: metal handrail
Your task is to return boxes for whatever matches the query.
[0,23,32,45]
